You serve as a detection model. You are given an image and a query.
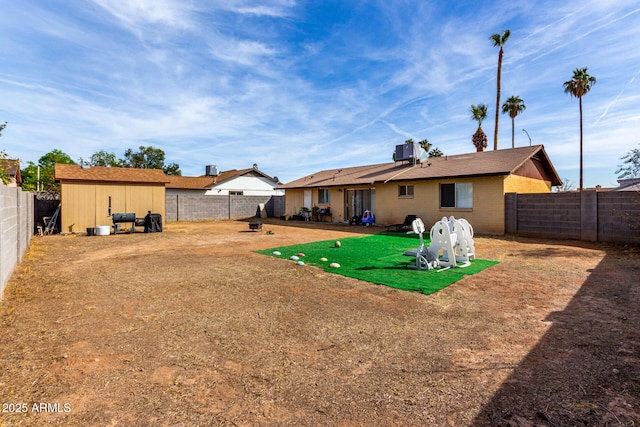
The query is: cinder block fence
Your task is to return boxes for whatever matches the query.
[505,190,640,244]
[165,194,285,222]
[0,185,34,300]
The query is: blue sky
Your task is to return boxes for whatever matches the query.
[1,0,639,188]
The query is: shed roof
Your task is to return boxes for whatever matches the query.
[280,145,561,189]
[55,164,170,184]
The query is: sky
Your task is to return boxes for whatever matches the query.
[1,0,639,188]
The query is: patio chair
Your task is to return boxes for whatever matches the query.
[387,214,417,232]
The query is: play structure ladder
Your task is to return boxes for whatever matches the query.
[44,204,60,235]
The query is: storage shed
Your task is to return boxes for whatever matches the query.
[54,164,168,233]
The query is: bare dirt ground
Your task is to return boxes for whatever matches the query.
[1,219,639,426]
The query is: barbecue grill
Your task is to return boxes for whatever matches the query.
[112,212,138,233]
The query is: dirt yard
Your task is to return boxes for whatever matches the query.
[1,220,639,426]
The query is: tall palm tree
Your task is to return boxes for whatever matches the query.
[563,67,596,191]
[490,29,511,151]
[470,104,488,152]
[501,95,526,148]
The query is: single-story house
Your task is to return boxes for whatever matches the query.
[54,164,168,233]
[0,159,21,187]
[165,165,283,196]
[612,178,640,192]
[280,145,562,235]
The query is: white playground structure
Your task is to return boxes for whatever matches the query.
[404,216,475,271]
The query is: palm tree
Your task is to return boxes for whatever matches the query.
[428,147,444,158]
[501,96,526,148]
[563,67,596,191]
[470,104,488,152]
[418,139,431,153]
[490,29,511,151]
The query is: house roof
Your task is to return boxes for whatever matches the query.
[0,159,21,183]
[612,177,640,191]
[165,175,217,189]
[166,168,279,189]
[280,145,562,189]
[55,164,170,184]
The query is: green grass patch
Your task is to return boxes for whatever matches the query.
[256,232,498,295]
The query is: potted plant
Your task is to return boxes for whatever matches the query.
[311,206,320,222]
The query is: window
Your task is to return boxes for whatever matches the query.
[398,185,414,197]
[440,183,473,208]
[229,191,243,196]
[318,189,330,204]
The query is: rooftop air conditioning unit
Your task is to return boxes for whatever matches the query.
[395,143,419,163]
[205,165,220,176]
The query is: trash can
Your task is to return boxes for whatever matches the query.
[86,227,95,236]
[144,212,162,233]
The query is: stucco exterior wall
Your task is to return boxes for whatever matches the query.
[504,174,552,193]
[374,176,506,234]
[284,189,306,215]
[61,182,166,232]
[283,187,345,222]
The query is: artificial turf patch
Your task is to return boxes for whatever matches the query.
[256,233,498,295]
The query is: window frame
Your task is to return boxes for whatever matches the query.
[398,184,414,198]
[318,189,330,204]
[439,182,473,209]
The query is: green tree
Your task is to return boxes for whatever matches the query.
[490,29,510,151]
[616,143,640,179]
[163,162,181,176]
[20,149,76,192]
[19,162,39,191]
[0,122,10,184]
[121,146,181,175]
[501,95,526,148]
[563,67,596,191]
[470,104,488,152]
[90,150,122,167]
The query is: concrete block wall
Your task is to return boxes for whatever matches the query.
[166,195,285,222]
[0,185,34,300]
[597,192,640,244]
[505,190,640,244]
[507,192,581,239]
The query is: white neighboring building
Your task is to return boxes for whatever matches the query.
[166,165,283,196]
[612,178,640,192]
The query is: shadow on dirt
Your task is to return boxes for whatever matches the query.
[472,248,640,426]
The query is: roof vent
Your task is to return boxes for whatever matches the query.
[205,165,220,176]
